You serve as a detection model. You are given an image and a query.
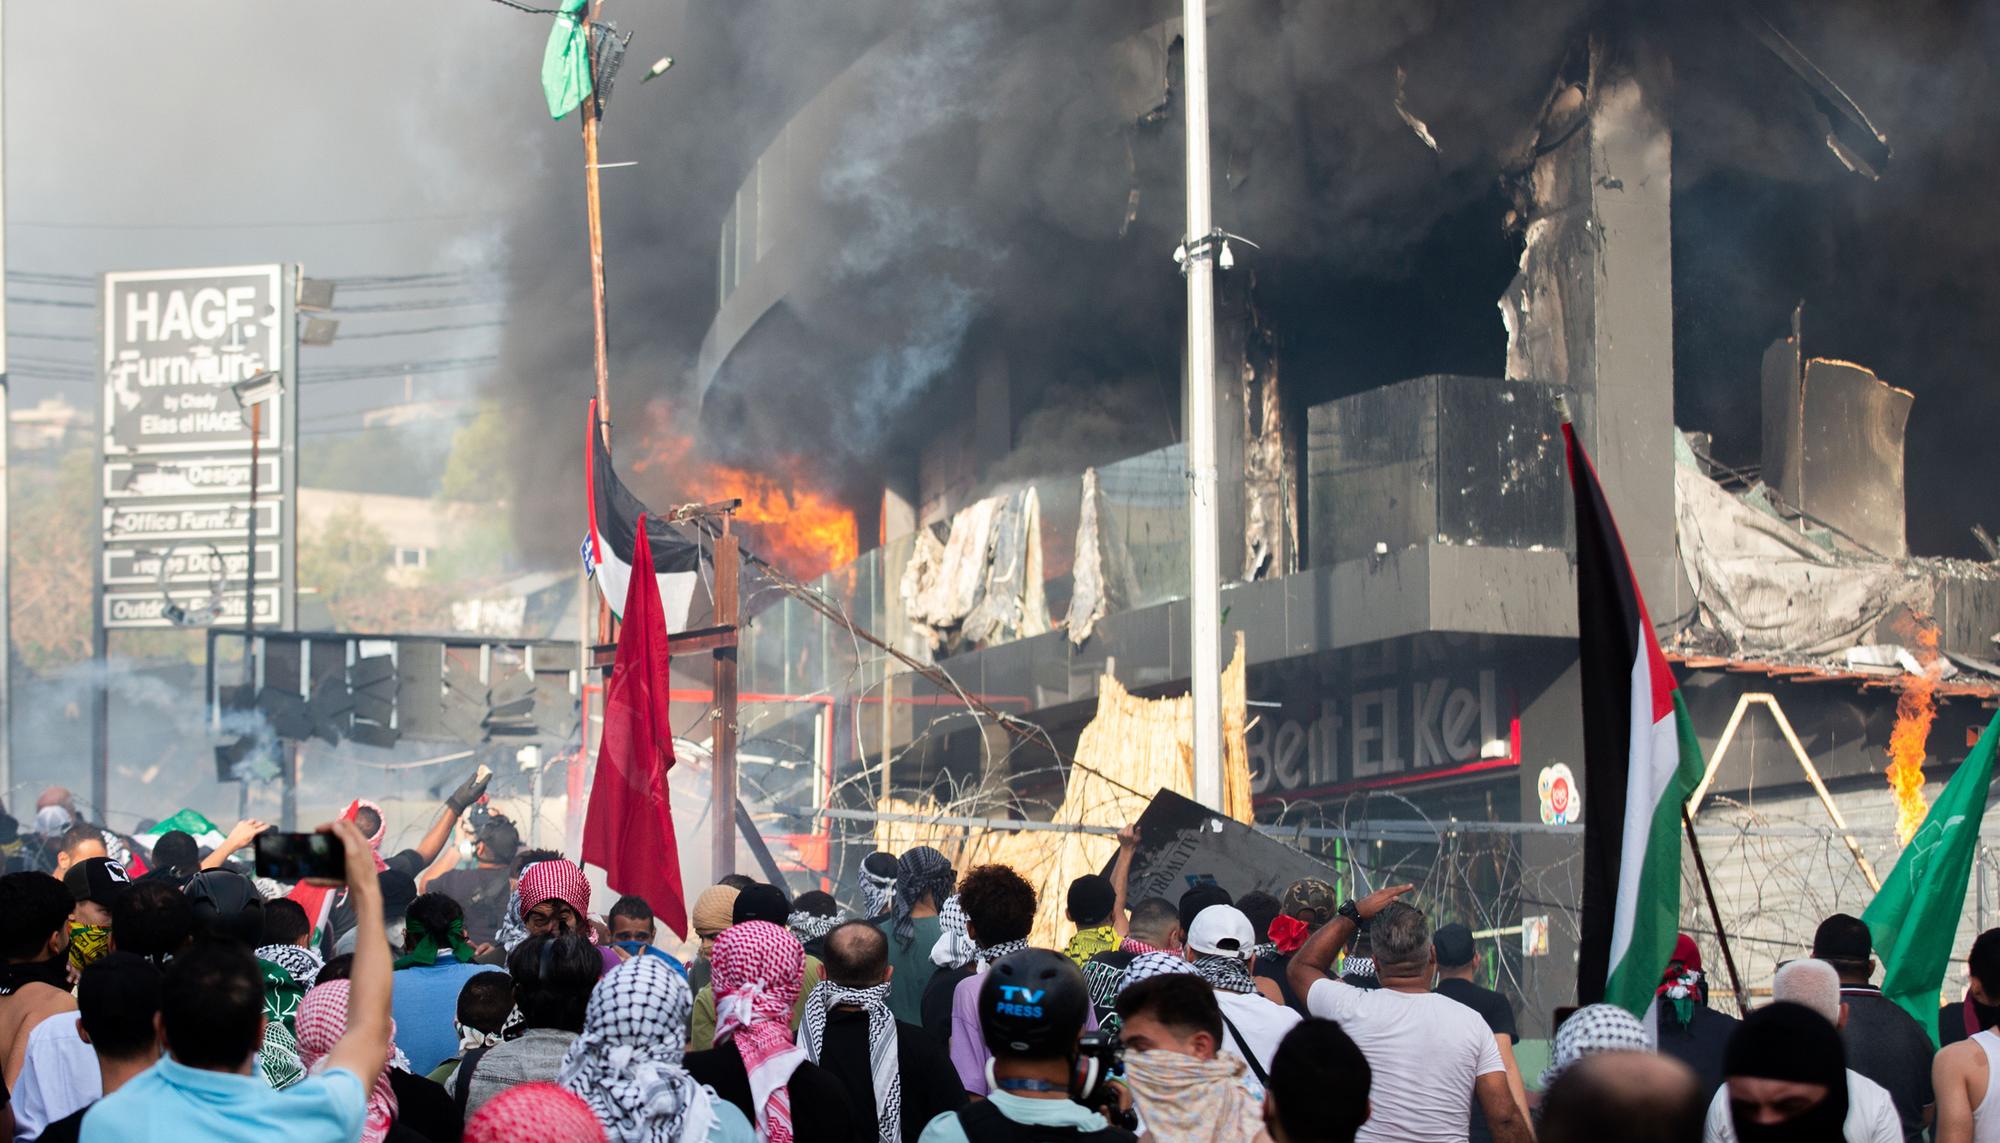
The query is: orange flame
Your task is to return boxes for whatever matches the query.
[1886,621,1940,846]
[628,403,858,581]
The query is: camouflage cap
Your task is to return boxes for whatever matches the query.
[1281,877,1337,929]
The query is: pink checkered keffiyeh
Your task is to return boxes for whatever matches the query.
[712,921,808,1143]
[465,1082,607,1143]
[519,858,595,935]
[295,979,398,1143]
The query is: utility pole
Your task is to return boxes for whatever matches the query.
[1181,0,1224,811]
[0,3,12,802]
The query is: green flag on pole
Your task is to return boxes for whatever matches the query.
[1863,708,2000,1046]
[541,0,593,120]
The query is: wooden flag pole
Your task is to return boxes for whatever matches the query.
[1683,806,1749,1012]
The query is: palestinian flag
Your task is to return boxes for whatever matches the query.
[584,400,706,631]
[1564,416,1706,1019]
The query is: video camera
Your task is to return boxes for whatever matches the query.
[1071,1030,1135,1131]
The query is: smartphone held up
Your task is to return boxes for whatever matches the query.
[255,830,347,883]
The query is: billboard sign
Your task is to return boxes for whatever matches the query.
[98,266,296,630]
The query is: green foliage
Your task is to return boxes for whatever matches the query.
[439,404,512,504]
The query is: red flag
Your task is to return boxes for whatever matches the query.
[582,513,690,938]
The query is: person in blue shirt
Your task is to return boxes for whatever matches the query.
[81,818,393,1143]
[391,892,497,1073]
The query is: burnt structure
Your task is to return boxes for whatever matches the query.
[651,5,2000,1033]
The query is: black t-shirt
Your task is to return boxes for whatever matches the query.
[1841,988,1935,1143]
[34,1105,85,1143]
[819,1008,969,1143]
[426,866,512,945]
[686,1043,859,1143]
[1434,978,1518,1040]
[1656,1006,1739,1103]
[922,963,973,1050]
[1255,952,1305,1015]
[389,1067,461,1143]
[1942,1000,1974,1047]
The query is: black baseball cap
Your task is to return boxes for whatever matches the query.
[732,883,790,926]
[1811,913,1872,965]
[1433,922,1476,968]
[65,857,131,910]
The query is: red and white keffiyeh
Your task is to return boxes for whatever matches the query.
[466,1082,607,1143]
[712,921,808,1143]
[519,860,594,923]
[295,979,398,1143]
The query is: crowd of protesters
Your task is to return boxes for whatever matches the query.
[0,776,1982,1142]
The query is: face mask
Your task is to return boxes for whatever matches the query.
[68,924,111,972]
[1731,1094,1848,1143]
[1972,997,2000,1032]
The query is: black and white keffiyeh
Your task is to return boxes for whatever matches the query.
[859,852,898,918]
[1193,954,1259,995]
[788,910,842,946]
[974,938,1029,966]
[1118,952,1198,994]
[890,847,955,949]
[930,895,976,969]
[557,955,718,1143]
[256,943,325,987]
[1539,1002,1654,1088]
[799,980,901,1143]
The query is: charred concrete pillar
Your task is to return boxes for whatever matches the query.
[1500,38,1677,1026]
[1501,44,1678,611]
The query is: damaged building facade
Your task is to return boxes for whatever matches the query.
[670,4,2000,1032]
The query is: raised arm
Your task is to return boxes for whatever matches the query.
[323,818,393,1088]
[1286,882,1413,1000]
[199,819,270,871]
[1109,825,1139,937]
[407,767,491,867]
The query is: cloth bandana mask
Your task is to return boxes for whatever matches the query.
[556,955,716,1143]
[712,921,809,1143]
[1655,933,1710,1030]
[67,924,111,973]
[800,980,902,1143]
[395,917,479,969]
[519,859,599,943]
[1122,1049,1265,1143]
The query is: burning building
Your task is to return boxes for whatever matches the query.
[476,1,2000,1029]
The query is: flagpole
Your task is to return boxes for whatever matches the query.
[1181,0,1225,812]
[581,1,614,649]
[1682,806,1748,1011]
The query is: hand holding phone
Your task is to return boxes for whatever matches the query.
[255,831,346,883]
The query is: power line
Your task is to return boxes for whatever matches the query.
[326,321,507,340]
[330,297,507,314]
[11,213,491,232]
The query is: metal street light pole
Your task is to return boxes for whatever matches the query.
[1182,0,1224,811]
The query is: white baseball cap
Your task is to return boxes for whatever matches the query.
[1187,904,1255,959]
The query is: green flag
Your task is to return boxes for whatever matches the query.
[1863,708,2000,1046]
[541,0,593,120]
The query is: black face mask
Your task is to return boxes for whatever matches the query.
[1731,1089,1849,1143]
[1971,996,2000,1033]
[0,954,71,996]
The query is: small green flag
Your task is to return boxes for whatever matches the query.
[541,0,593,120]
[1863,708,2000,1046]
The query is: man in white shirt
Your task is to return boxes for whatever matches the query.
[1286,884,1529,1143]
[1702,959,1901,1143]
[1183,905,1300,1079]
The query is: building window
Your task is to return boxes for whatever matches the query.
[393,546,429,570]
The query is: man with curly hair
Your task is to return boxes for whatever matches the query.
[948,864,1075,1095]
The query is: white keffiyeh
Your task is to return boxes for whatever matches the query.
[799,980,901,1143]
[974,938,1028,967]
[557,955,719,1143]
[930,895,976,969]
[1119,952,1199,994]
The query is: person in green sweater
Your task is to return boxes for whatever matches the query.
[874,847,956,1025]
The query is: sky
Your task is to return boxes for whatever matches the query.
[2,0,563,433]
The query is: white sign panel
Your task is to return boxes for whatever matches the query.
[99,265,294,631]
